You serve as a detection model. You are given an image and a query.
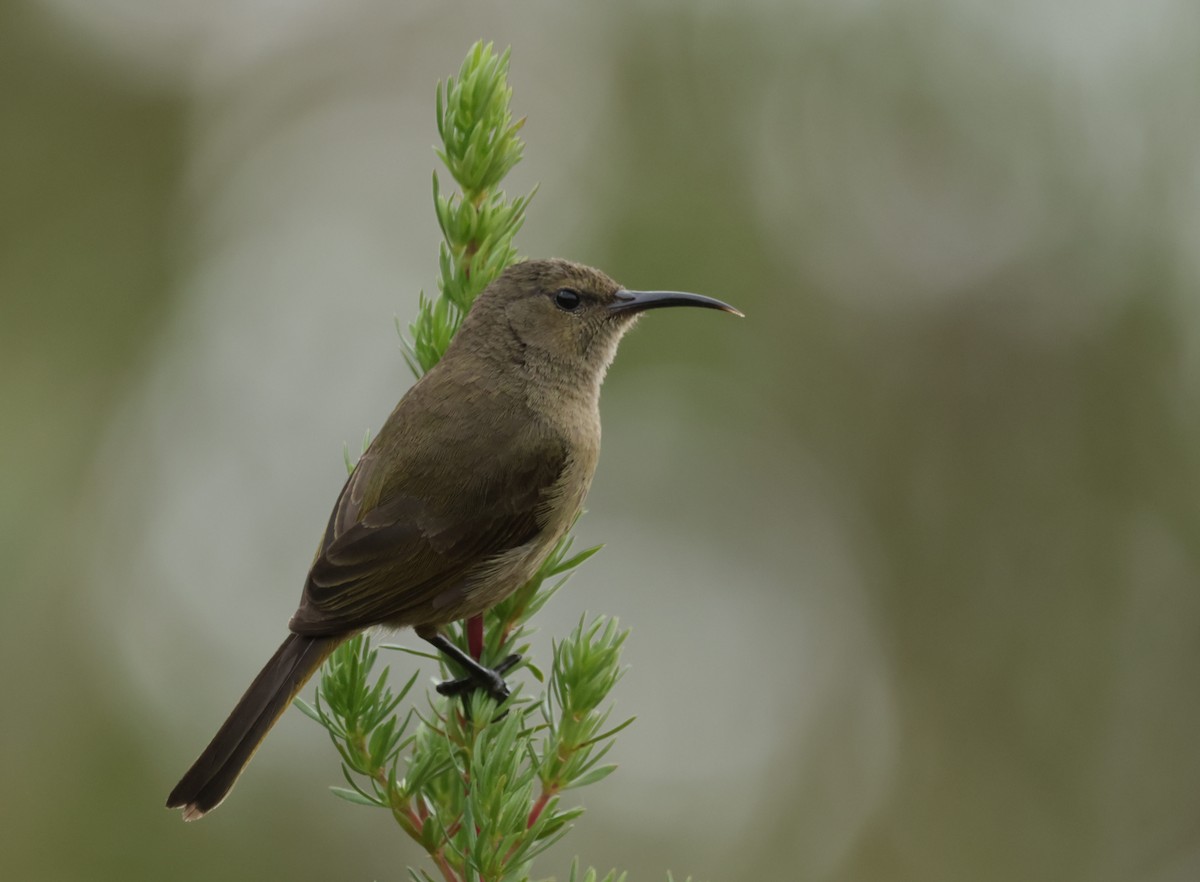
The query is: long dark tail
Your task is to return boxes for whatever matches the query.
[166,633,340,820]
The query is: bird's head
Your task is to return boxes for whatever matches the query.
[462,258,741,380]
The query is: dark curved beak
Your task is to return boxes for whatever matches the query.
[609,289,744,317]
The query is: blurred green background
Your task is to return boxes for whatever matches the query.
[5,1,1200,880]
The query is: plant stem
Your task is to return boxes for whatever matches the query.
[527,787,556,828]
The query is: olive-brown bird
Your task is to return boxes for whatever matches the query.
[166,258,740,820]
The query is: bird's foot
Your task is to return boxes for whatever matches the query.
[435,653,521,702]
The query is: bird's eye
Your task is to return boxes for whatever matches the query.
[554,288,582,311]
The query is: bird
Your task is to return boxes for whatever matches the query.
[166,258,741,820]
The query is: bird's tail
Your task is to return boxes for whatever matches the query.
[166,633,340,820]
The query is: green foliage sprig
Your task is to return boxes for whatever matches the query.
[298,42,631,882]
[403,42,536,377]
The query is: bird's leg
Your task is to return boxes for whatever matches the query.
[422,632,520,703]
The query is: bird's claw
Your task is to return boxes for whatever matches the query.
[435,653,521,703]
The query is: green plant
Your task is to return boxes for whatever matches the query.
[296,42,633,882]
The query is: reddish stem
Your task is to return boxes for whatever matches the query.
[467,614,484,661]
[431,850,461,882]
[527,787,556,828]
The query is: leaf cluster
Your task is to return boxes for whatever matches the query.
[301,588,631,882]
[404,41,536,377]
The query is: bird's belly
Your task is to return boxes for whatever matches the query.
[430,532,559,625]
[415,448,594,627]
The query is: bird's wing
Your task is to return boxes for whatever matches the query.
[288,436,568,635]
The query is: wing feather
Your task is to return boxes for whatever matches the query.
[289,434,567,635]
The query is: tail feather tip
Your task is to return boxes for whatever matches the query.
[180,804,206,822]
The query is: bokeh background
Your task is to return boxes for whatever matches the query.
[5,0,1200,879]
